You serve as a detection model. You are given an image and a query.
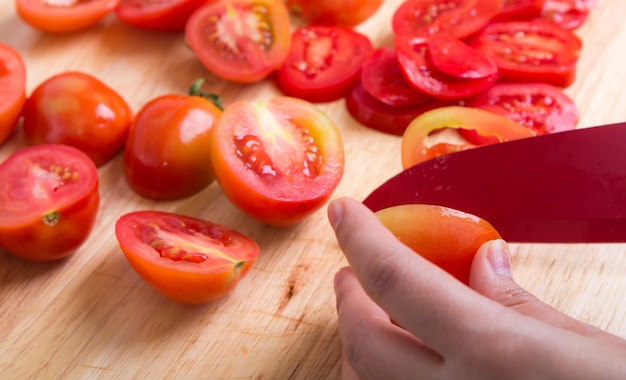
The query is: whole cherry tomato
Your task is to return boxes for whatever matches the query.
[0,144,100,262]
[0,43,26,146]
[115,210,260,304]
[286,0,383,27]
[375,203,502,285]
[23,71,133,167]
[16,0,120,33]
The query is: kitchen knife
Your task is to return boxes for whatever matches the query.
[362,122,626,243]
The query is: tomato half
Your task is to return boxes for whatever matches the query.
[23,71,133,167]
[115,0,210,31]
[210,96,344,226]
[275,25,372,103]
[470,21,582,87]
[0,43,26,146]
[467,82,579,135]
[401,106,535,168]
[124,93,222,201]
[185,0,291,84]
[537,0,594,30]
[115,211,260,304]
[286,0,383,28]
[494,0,546,20]
[392,0,502,39]
[16,0,119,33]
[0,144,99,262]
[375,203,502,285]
[395,35,499,100]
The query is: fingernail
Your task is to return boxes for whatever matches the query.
[487,239,513,278]
[328,199,345,231]
[334,266,349,291]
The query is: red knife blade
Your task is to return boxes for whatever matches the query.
[362,122,626,243]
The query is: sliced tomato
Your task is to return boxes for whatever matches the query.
[123,92,222,201]
[275,25,372,103]
[466,82,579,135]
[210,96,344,226]
[360,47,432,107]
[16,0,119,33]
[346,82,448,136]
[115,210,260,304]
[392,0,502,39]
[114,0,209,31]
[470,21,582,87]
[401,106,535,168]
[537,0,594,29]
[395,35,499,100]
[0,43,26,146]
[185,0,291,84]
[494,0,546,20]
[0,144,99,262]
[426,34,498,79]
[23,71,133,167]
[376,204,501,285]
[286,0,382,27]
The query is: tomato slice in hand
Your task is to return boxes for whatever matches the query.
[395,35,499,100]
[0,43,26,146]
[401,106,535,168]
[185,0,291,84]
[210,96,345,226]
[16,0,119,33]
[375,203,502,285]
[124,93,222,201]
[23,71,133,167]
[392,0,502,39]
[275,25,372,103]
[286,0,382,27]
[114,0,209,31]
[0,144,100,262]
[467,82,579,135]
[115,211,260,304]
[470,21,582,87]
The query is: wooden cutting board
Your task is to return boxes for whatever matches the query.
[1,1,625,378]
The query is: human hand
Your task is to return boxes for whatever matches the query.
[328,197,626,379]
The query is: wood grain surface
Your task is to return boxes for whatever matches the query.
[1,1,625,379]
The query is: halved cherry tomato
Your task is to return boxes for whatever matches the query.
[123,89,222,201]
[185,0,291,84]
[275,25,372,103]
[401,106,535,168]
[115,0,210,31]
[360,47,432,107]
[0,144,99,262]
[392,0,502,39]
[395,35,499,100]
[115,210,260,304]
[15,0,119,33]
[23,71,133,167]
[537,0,594,29]
[375,203,501,285]
[494,0,546,20]
[346,82,448,136]
[0,43,26,146]
[286,0,383,28]
[467,82,579,135]
[470,21,582,87]
[210,96,344,226]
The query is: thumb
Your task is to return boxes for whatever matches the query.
[469,239,604,337]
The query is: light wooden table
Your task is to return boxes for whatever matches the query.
[1,1,625,378]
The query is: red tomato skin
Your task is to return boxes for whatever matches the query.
[124,94,221,201]
[494,0,546,20]
[23,71,133,167]
[0,43,27,146]
[185,0,291,84]
[470,21,582,87]
[16,0,120,33]
[286,0,383,27]
[115,0,211,31]
[275,25,373,103]
[210,97,345,226]
[115,211,260,304]
[0,145,100,262]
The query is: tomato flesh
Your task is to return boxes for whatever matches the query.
[375,203,501,285]
[16,0,120,33]
[0,144,100,262]
[115,211,260,304]
[0,43,26,146]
